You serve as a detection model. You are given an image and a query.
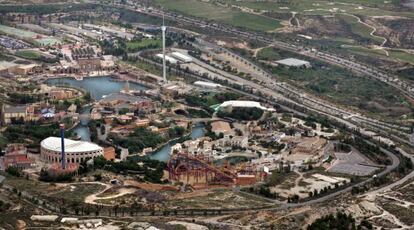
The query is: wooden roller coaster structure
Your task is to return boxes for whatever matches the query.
[167,152,261,188]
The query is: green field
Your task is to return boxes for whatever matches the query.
[223,0,414,18]
[153,0,281,31]
[336,14,384,44]
[345,46,414,65]
[257,47,282,60]
[126,38,161,52]
[36,37,63,46]
[0,25,38,38]
[257,47,413,119]
[15,50,43,60]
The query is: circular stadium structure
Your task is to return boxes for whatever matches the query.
[41,137,103,164]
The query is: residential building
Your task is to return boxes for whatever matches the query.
[0,144,35,171]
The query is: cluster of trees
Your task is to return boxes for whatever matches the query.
[186,108,211,118]
[304,120,317,129]
[308,183,341,198]
[93,156,166,183]
[184,92,241,116]
[260,140,285,153]
[100,36,170,58]
[110,127,164,154]
[308,212,372,230]
[334,143,352,153]
[8,93,40,104]
[39,168,75,182]
[6,166,22,177]
[88,119,103,142]
[217,107,264,120]
[0,200,11,212]
[168,126,186,139]
[99,38,127,57]
[205,123,224,140]
[0,3,98,14]
[397,155,413,175]
[246,186,278,199]
[3,123,73,146]
[287,194,300,203]
[184,95,215,114]
[305,115,333,130]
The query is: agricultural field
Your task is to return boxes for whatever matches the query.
[0,24,63,46]
[15,50,43,60]
[153,0,282,31]
[126,38,161,52]
[0,25,38,39]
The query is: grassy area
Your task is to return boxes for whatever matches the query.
[223,0,414,18]
[48,183,105,203]
[15,50,42,60]
[345,46,414,65]
[336,14,384,44]
[0,53,16,62]
[257,47,282,60]
[3,174,51,194]
[381,203,414,226]
[266,171,299,188]
[0,25,38,38]
[258,47,413,119]
[153,0,281,31]
[126,38,161,52]
[0,134,8,149]
[3,173,105,202]
[163,189,272,209]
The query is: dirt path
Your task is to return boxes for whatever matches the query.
[289,12,300,27]
[83,183,138,206]
[252,45,272,58]
[341,13,388,47]
[294,172,304,187]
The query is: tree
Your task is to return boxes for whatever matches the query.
[6,166,21,177]
[307,212,365,230]
[83,92,92,102]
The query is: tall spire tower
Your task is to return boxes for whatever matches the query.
[60,124,66,170]
[162,14,167,82]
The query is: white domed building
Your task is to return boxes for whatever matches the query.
[40,137,103,164]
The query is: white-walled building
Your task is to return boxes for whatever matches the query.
[275,58,311,68]
[40,137,103,164]
[194,81,222,89]
[171,51,193,63]
[156,54,178,64]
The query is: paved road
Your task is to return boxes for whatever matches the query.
[363,148,414,196]
[122,4,414,99]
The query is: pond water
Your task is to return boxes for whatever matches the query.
[72,106,91,141]
[47,76,207,162]
[47,76,148,140]
[150,124,206,162]
[46,76,148,100]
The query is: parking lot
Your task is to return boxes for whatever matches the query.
[0,36,30,49]
[329,150,380,176]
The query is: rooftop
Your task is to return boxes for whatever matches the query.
[211,121,232,134]
[194,81,222,88]
[100,93,148,104]
[3,105,28,114]
[218,100,275,112]
[275,58,311,67]
[41,137,103,153]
